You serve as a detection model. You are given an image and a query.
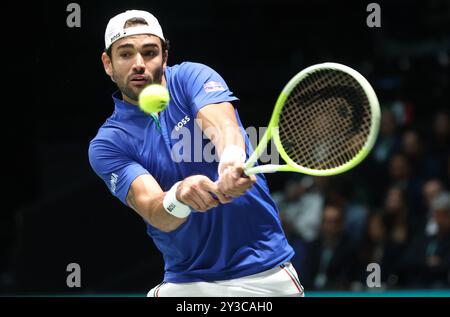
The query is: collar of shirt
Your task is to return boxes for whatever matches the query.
[112,91,148,118]
[112,90,161,131]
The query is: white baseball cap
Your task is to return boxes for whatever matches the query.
[104,10,165,50]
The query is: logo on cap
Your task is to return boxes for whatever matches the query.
[110,32,121,42]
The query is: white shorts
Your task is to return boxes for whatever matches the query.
[147,262,304,297]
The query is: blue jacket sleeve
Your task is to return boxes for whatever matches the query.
[88,138,149,206]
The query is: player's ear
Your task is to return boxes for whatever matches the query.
[101,52,114,79]
[162,50,168,69]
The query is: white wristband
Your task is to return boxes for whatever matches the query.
[218,145,246,176]
[163,182,191,218]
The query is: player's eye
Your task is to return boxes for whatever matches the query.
[143,50,158,57]
[119,51,132,58]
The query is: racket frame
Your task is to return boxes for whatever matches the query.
[244,62,380,176]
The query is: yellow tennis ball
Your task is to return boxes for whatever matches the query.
[138,84,170,114]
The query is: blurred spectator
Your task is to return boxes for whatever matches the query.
[368,109,402,204]
[350,212,406,289]
[273,176,310,275]
[389,153,411,185]
[290,177,327,243]
[383,186,410,246]
[402,129,441,180]
[327,179,368,245]
[300,205,357,290]
[428,110,450,183]
[431,110,449,155]
[274,176,328,274]
[391,100,414,127]
[372,109,401,165]
[275,176,327,243]
[272,176,304,219]
[398,192,450,288]
[388,153,425,233]
[422,179,445,236]
[447,154,450,188]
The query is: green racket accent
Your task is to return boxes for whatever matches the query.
[244,62,380,176]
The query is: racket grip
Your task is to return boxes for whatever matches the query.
[244,164,283,175]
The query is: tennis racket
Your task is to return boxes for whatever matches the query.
[243,62,380,176]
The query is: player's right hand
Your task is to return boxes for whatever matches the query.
[176,175,232,211]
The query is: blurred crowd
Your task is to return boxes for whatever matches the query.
[274,102,450,291]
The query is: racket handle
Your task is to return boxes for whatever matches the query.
[244,164,283,175]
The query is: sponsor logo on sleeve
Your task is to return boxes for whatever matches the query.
[110,173,118,194]
[203,81,225,93]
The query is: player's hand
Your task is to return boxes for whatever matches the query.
[217,164,256,198]
[176,175,230,211]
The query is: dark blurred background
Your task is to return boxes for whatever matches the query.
[2,0,449,295]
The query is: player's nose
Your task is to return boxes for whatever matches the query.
[132,53,146,72]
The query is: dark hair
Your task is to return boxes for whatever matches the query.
[105,17,169,60]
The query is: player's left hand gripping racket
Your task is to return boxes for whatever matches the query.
[244,62,380,176]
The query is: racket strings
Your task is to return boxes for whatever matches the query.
[278,69,371,170]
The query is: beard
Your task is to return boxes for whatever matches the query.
[112,65,165,102]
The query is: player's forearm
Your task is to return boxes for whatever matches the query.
[197,103,246,156]
[216,120,245,157]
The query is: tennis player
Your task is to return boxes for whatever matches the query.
[88,10,304,297]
